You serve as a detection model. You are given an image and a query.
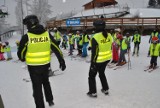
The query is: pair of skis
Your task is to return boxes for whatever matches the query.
[23,69,62,82]
[107,63,126,70]
[144,66,159,73]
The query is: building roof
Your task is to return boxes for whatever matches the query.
[83,0,118,7]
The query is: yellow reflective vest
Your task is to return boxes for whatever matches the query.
[69,35,74,44]
[54,31,61,41]
[0,46,4,53]
[121,38,128,50]
[151,32,158,37]
[149,43,160,56]
[82,35,89,43]
[93,33,112,63]
[79,39,83,46]
[133,34,141,42]
[5,46,11,52]
[112,33,117,41]
[26,31,51,65]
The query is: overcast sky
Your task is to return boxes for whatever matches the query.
[0,0,149,26]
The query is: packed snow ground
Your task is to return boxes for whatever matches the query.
[0,32,160,108]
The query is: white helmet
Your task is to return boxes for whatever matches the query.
[115,28,121,32]
[54,27,57,30]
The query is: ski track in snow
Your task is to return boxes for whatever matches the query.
[0,32,160,108]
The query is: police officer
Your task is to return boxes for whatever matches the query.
[17,15,66,108]
[87,20,112,97]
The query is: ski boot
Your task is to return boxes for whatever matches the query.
[137,52,139,56]
[149,65,153,69]
[116,63,121,66]
[48,101,54,106]
[152,65,157,69]
[87,92,97,98]
[101,89,109,95]
[120,61,127,65]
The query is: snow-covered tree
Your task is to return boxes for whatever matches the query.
[15,0,25,35]
[29,0,52,26]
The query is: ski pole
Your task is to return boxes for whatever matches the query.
[128,49,131,70]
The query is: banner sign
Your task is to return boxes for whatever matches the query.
[66,19,81,26]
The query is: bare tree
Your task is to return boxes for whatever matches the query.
[15,0,52,30]
[15,0,25,35]
[29,0,52,26]
[0,18,6,33]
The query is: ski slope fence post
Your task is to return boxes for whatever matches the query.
[0,94,4,108]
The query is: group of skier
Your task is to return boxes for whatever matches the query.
[49,28,91,57]
[48,25,158,71]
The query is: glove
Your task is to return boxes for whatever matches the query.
[88,47,91,50]
[59,60,66,71]
[20,58,25,62]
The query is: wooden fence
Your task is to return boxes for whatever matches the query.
[46,17,160,29]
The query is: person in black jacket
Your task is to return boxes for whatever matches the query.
[17,15,66,108]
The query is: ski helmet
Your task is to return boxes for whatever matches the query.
[23,15,39,29]
[93,20,105,32]
[54,27,57,30]
[152,36,159,44]
[115,28,121,32]
[126,32,130,37]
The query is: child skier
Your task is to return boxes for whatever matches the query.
[116,34,128,66]
[77,35,83,56]
[111,29,121,63]
[149,37,160,69]
[4,42,13,60]
[68,33,74,56]
[132,31,141,56]
[62,34,68,50]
